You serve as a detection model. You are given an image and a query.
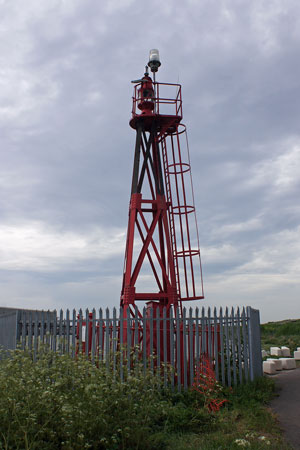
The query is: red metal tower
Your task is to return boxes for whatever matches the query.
[120,50,204,318]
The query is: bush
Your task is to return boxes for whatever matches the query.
[0,348,216,449]
[0,348,282,449]
[261,319,300,352]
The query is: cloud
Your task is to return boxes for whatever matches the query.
[0,221,125,272]
[245,140,300,193]
[211,217,263,238]
[0,0,299,321]
[237,226,300,275]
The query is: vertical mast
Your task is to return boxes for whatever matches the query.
[121,50,204,318]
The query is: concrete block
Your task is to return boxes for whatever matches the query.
[263,361,276,374]
[261,350,268,358]
[293,351,300,360]
[267,358,283,370]
[270,347,282,356]
[280,358,296,370]
[281,346,291,357]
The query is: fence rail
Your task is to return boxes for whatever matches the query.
[2,306,262,389]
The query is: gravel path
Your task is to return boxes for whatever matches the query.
[269,368,300,449]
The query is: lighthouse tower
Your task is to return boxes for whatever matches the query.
[120,50,204,318]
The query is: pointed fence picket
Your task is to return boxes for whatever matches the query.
[13,306,262,389]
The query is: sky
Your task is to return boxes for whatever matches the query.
[0,0,299,323]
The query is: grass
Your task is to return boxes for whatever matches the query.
[0,347,292,449]
[261,318,300,353]
[167,377,291,449]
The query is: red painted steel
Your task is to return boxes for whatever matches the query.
[74,310,221,387]
[121,68,204,327]
[75,313,99,355]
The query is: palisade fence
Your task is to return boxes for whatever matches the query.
[4,306,262,390]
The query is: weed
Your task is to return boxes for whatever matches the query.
[0,348,292,449]
[261,319,300,352]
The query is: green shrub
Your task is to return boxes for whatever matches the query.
[0,348,163,449]
[261,319,300,352]
[0,348,216,449]
[0,348,288,450]
[261,320,300,337]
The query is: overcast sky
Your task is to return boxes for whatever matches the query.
[1,0,299,322]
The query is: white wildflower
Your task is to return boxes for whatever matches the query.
[234,438,250,447]
[259,436,271,445]
[245,432,255,439]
